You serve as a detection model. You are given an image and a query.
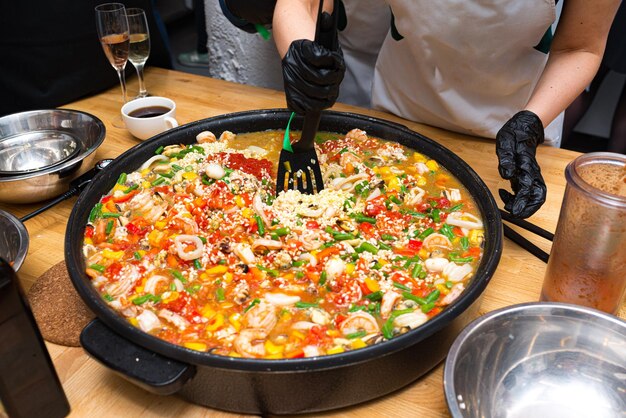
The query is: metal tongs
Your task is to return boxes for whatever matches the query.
[500,209,554,263]
[276,0,339,195]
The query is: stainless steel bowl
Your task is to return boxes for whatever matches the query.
[0,209,29,270]
[0,109,105,203]
[444,302,626,418]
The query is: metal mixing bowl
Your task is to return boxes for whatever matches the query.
[444,302,626,418]
[0,109,105,204]
[0,209,29,271]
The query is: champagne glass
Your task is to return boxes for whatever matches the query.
[95,3,130,106]
[127,8,151,98]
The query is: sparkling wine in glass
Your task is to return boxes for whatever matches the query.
[127,8,151,98]
[95,3,130,104]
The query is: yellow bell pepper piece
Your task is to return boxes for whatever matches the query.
[264,340,285,355]
[183,342,208,351]
[426,160,439,171]
[327,346,345,355]
[350,338,367,349]
[206,265,228,275]
[345,263,355,275]
[182,172,198,181]
[162,291,179,304]
[102,249,124,260]
[365,277,380,292]
[206,313,224,331]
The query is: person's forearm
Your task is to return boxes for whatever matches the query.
[273,0,332,58]
[525,51,602,127]
[524,0,620,128]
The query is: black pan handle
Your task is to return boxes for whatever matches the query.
[80,319,196,396]
[0,259,70,418]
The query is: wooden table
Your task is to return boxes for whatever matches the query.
[3,67,624,417]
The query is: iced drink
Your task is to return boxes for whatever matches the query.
[541,153,626,314]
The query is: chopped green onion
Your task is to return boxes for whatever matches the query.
[116,173,127,185]
[171,164,183,172]
[151,177,166,186]
[351,213,377,224]
[171,269,187,283]
[88,203,103,223]
[89,263,105,273]
[439,224,455,241]
[132,294,154,305]
[274,227,290,237]
[460,237,469,251]
[402,291,426,305]
[169,282,176,291]
[425,289,441,304]
[448,203,464,212]
[410,263,423,279]
[417,228,434,240]
[382,308,414,339]
[295,301,319,309]
[381,234,396,241]
[334,233,356,241]
[193,259,202,270]
[346,330,367,340]
[101,212,121,218]
[105,219,114,235]
[393,281,411,291]
[292,260,306,267]
[365,291,383,301]
[319,271,327,286]
[449,255,474,263]
[103,293,114,302]
[356,242,379,255]
[421,302,435,313]
[348,305,366,312]
[133,251,142,260]
[244,298,260,313]
[256,265,278,277]
[378,241,392,250]
[254,214,265,235]
[390,195,402,205]
[431,209,441,223]
[155,145,164,154]
[198,236,207,244]
[216,287,225,301]
[445,281,454,289]
[187,284,201,294]
[124,184,139,194]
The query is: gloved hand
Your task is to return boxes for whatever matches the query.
[282,39,345,114]
[496,110,547,219]
[220,0,276,33]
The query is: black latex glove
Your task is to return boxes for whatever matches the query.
[282,39,345,114]
[496,110,547,219]
[220,0,276,33]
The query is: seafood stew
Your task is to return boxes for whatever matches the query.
[82,128,485,359]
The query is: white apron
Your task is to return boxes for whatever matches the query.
[337,0,390,107]
[371,0,563,146]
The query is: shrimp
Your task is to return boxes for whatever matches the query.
[233,329,267,358]
[242,302,278,332]
[339,312,380,336]
[345,128,368,142]
[128,191,168,223]
[196,130,216,143]
[380,291,402,319]
[422,233,452,251]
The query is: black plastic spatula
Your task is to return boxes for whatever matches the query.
[276,0,338,195]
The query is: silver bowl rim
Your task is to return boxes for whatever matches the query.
[0,109,105,182]
[0,209,29,271]
[443,301,626,416]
